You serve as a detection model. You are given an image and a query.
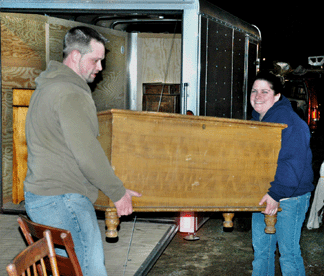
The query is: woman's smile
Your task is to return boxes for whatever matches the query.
[250,80,281,120]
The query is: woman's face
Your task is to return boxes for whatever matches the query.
[250,80,281,120]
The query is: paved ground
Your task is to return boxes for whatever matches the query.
[148,212,324,276]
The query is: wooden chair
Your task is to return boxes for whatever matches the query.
[17,215,83,276]
[6,229,60,276]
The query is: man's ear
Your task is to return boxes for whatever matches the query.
[70,49,81,63]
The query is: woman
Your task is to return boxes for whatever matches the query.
[250,72,314,276]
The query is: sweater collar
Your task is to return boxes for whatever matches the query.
[47,60,92,96]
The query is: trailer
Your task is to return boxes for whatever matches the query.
[0,1,262,273]
[1,0,261,211]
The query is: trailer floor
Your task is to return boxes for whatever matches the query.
[0,213,177,276]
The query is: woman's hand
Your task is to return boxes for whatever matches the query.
[259,193,279,216]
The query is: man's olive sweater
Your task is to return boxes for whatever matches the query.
[24,61,126,203]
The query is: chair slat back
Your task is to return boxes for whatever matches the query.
[6,230,60,276]
[18,215,83,276]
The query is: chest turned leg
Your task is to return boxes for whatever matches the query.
[105,210,119,238]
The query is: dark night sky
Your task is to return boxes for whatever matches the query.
[207,1,323,69]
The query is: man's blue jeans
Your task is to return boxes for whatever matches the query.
[25,192,108,276]
[252,192,311,276]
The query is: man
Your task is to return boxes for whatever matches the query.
[24,26,141,276]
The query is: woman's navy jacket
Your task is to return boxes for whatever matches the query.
[252,95,314,201]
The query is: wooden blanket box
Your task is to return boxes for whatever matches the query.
[94,109,286,237]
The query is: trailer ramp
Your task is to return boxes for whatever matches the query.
[0,214,177,276]
[103,218,178,275]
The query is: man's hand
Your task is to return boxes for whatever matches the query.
[114,189,142,217]
[259,193,279,216]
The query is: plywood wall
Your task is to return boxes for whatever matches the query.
[139,33,181,84]
[92,30,128,112]
[1,12,128,204]
[1,13,45,203]
[1,12,181,204]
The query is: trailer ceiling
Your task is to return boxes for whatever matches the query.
[0,9,183,33]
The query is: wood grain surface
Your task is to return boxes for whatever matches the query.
[95,109,286,210]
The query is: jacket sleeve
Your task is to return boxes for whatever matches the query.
[267,111,311,201]
[58,91,126,203]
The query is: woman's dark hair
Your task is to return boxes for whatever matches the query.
[253,71,283,95]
